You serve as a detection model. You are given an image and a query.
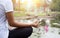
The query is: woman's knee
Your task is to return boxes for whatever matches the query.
[23,27,33,37]
[9,27,33,38]
[16,27,33,38]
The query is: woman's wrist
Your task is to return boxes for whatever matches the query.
[30,23,34,27]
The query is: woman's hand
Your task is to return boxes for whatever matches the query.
[31,20,39,28]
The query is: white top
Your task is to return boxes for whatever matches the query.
[0,0,13,38]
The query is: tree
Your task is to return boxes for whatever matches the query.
[50,0,60,11]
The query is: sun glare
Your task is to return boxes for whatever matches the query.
[20,0,26,3]
[16,0,46,8]
[16,0,19,3]
[20,0,33,8]
[27,0,33,8]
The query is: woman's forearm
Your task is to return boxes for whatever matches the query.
[6,12,38,28]
[9,21,32,28]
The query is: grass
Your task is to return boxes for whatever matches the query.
[14,11,47,17]
[38,12,46,16]
[14,11,26,17]
[14,13,26,17]
[14,11,60,17]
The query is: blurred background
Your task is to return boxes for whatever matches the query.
[12,0,60,38]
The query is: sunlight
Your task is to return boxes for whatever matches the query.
[27,0,33,8]
[15,0,46,8]
[16,0,19,3]
[20,0,26,3]
[20,0,33,8]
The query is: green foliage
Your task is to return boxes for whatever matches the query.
[50,13,60,28]
[14,7,20,11]
[14,12,26,17]
[50,20,60,28]
[53,13,60,22]
[38,13,46,16]
[50,0,60,11]
[40,19,46,26]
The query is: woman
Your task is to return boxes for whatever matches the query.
[0,0,39,38]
